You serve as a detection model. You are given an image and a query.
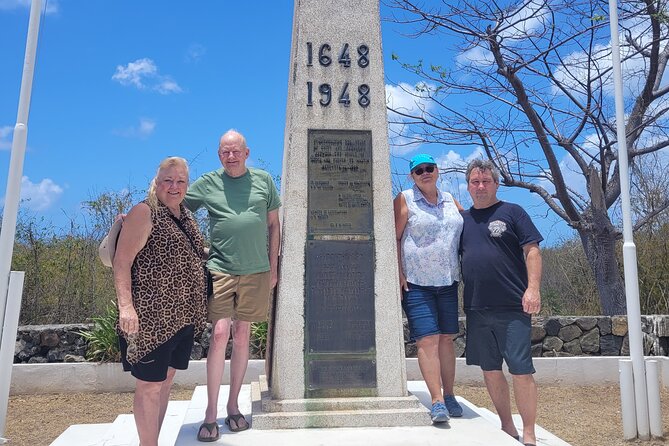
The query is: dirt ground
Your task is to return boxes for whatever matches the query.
[5,385,669,446]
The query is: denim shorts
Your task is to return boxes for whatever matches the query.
[402,282,459,342]
[120,324,194,382]
[465,309,535,375]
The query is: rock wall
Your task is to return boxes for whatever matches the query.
[403,315,669,358]
[14,315,669,363]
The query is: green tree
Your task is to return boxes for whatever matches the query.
[387,0,669,314]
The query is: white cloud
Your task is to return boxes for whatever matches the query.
[0,126,12,150]
[386,82,433,114]
[552,19,661,99]
[113,117,156,139]
[456,45,494,67]
[537,153,587,200]
[19,176,63,210]
[185,44,206,63]
[155,79,182,94]
[457,0,550,68]
[499,0,549,40]
[386,82,436,156]
[0,0,58,14]
[112,58,182,94]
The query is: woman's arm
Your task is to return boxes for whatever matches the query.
[113,202,152,335]
[393,193,409,293]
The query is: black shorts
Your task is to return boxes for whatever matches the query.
[120,324,194,382]
[465,309,535,375]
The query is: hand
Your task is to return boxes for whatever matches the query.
[270,267,278,289]
[399,273,409,299]
[118,304,139,335]
[522,288,541,315]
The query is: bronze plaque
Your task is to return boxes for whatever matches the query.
[305,240,375,353]
[307,359,377,391]
[308,130,373,234]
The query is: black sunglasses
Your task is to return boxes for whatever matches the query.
[412,165,436,175]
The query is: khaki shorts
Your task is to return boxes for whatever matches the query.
[208,270,271,322]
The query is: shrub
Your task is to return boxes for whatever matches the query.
[79,301,120,362]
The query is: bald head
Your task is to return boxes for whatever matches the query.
[218,129,250,177]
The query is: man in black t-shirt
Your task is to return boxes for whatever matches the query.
[461,159,543,446]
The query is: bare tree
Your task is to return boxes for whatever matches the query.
[386,0,669,315]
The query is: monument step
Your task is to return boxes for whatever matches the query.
[252,406,434,429]
[173,384,253,444]
[50,423,111,446]
[49,382,570,446]
[49,400,190,446]
[474,406,572,446]
[253,375,425,412]
[261,394,428,412]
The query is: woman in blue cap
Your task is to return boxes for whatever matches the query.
[394,153,464,424]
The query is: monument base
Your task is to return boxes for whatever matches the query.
[251,376,432,429]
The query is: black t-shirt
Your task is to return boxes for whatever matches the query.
[460,201,543,310]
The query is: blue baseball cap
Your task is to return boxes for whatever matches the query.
[409,154,437,172]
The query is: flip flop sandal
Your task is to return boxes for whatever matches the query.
[197,421,220,442]
[225,413,249,432]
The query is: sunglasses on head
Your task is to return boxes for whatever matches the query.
[412,165,436,175]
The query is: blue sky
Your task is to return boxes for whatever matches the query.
[0,0,574,244]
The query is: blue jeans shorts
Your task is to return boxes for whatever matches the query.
[465,309,535,375]
[402,282,459,342]
[120,324,194,382]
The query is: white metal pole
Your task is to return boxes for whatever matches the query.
[607,0,650,439]
[645,360,663,438]
[0,0,42,341]
[619,359,638,440]
[0,272,25,440]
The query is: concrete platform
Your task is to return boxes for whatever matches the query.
[251,375,432,429]
[50,381,571,445]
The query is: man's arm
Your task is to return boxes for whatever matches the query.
[267,209,281,288]
[521,242,542,314]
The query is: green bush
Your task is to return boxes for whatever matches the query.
[251,321,268,358]
[79,301,120,362]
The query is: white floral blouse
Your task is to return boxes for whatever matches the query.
[401,185,463,287]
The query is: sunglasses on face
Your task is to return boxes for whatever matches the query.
[412,165,436,176]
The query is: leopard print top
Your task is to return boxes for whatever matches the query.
[123,200,207,365]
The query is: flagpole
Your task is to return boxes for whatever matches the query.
[0,0,42,440]
[607,0,650,440]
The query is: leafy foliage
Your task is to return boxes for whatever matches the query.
[79,301,120,362]
[250,321,268,358]
[10,189,137,324]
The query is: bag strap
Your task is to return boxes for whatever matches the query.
[167,213,201,258]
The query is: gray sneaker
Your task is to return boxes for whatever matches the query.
[443,394,463,417]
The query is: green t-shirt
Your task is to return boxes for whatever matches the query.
[184,167,281,275]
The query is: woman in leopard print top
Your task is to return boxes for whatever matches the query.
[113,156,207,446]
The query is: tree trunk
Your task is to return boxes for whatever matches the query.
[577,226,627,315]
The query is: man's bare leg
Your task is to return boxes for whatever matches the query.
[483,370,519,439]
[226,320,251,430]
[512,373,537,445]
[199,318,232,440]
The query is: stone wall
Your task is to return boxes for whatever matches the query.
[14,315,669,363]
[403,315,669,358]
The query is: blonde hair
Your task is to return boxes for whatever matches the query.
[146,156,189,209]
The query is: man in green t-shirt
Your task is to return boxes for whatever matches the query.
[184,129,281,441]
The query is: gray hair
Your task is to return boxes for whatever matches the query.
[219,129,247,150]
[465,159,500,183]
[147,157,189,210]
